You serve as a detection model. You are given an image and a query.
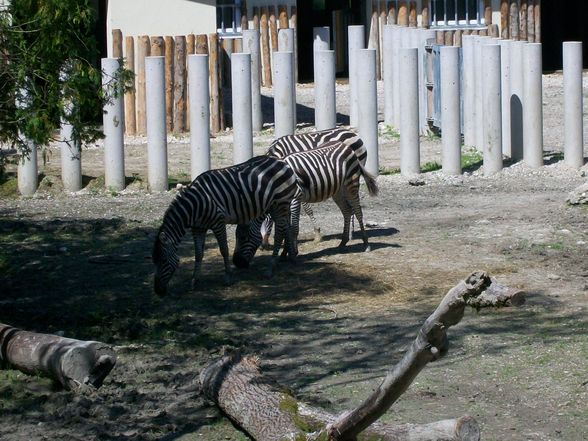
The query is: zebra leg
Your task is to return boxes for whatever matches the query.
[346,183,371,252]
[332,191,353,249]
[260,216,273,250]
[284,198,301,259]
[302,202,322,242]
[266,203,295,277]
[191,228,207,289]
[212,224,234,285]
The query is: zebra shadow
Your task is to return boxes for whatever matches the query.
[295,241,401,263]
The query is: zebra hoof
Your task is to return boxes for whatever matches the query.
[337,240,348,249]
[364,245,371,252]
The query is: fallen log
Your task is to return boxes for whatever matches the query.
[0,323,116,391]
[201,271,524,441]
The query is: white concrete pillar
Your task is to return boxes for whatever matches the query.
[314,50,336,131]
[348,25,364,128]
[418,29,437,135]
[102,57,125,192]
[482,44,503,175]
[279,28,297,127]
[357,48,379,176]
[391,25,401,129]
[273,51,295,138]
[462,35,476,147]
[563,41,584,169]
[499,39,512,157]
[523,43,543,168]
[510,40,526,161]
[59,119,82,193]
[17,139,37,197]
[475,36,491,149]
[242,29,263,132]
[441,46,461,175]
[145,56,168,192]
[383,25,395,126]
[188,54,211,179]
[399,47,420,176]
[231,52,253,164]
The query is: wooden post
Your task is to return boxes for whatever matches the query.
[409,1,417,27]
[388,1,397,24]
[173,36,186,133]
[278,4,288,29]
[510,0,520,41]
[436,31,445,45]
[164,36,174,132]
[208,33,221,133]
[241,0,249,30]
[501,0,509,39]
[398,1,408,26]
[527,0,535,42]
[112,29,123,58]
[150,36,164,56]
[484,0,492,25]
[291,5,298,82]
[534,0,541,42]
[519,0,527,41]
[187,34,195,54]
[444,30,454,46]
[421,3,429,28]
[196,34,209,55]
[136,35,150,135]
[124,36,136,135]
[488,24,499,38]
[260,7,272,86]
[478,28,488,37]
[269,5,279,65]
[454,29,463,47]
[369,7,381,80]
[222,37,233,87]
[252,7,260,29]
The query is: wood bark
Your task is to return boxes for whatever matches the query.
[408,1,417,27]
[0,324,116,391]
[201,271,524,441]
[252,7,260,30]
[519,0,528,41]
[421,4,429,28]
[164,36,175,132]
[136,35,150,135]
[534,0,541,42]
[388,1,397,25]
[260,7,272,86]
[241,0,249,31]
[269,6,278,53]
[173,36,187,133]
[369,10,381,80]
[123,36,136,135]
[186,34,195,55]
[112,29,123,58]
[510,0,520,41]
[484,0,492,25]
[398,1,408,26]
[150,36,164,57]
[527,1,535,42]
[208,33,222,133]
[501,0,509,39]
[278,4,288,29]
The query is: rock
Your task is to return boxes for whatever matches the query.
[566,182,588,205]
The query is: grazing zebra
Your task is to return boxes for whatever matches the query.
[152,156,298,295]
[262,127,367,246]
[235,141,378,265]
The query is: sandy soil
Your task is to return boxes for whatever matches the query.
[0,73,587,441]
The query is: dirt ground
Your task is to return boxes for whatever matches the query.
[1,73,587,441]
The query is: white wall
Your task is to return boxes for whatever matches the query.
[106,0,217,57]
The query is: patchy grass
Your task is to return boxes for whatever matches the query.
[379,125,400,140]
[461,149,483,171]
[421,161,442,173]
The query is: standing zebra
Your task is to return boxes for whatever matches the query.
[262,127,367,246]
[234,141,378,266]
[152,156,298,295]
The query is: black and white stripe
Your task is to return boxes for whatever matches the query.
[236,141,378,264]
[153,156,298,295]
[262,127,367,245]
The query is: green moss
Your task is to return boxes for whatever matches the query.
[279,394,325,435]
[0,175,18,198]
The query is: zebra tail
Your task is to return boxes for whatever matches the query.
[359,164,379,197]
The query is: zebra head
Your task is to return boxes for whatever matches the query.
[153,230,180,296]
[232,216,265,269]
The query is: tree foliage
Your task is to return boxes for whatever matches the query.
[0,0,132,160]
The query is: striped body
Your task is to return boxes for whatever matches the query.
[153,156,297,295]
[263,128,367,245]
[237,141,378,263]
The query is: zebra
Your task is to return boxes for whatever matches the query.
[234,141,378,265]
[261,127,367,247]
[152,156,298,295]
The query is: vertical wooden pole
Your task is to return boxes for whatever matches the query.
[164,37,174,133]
[260,7,272,86]
[241,0,249,30]
[398,2,408,26]
[269,6,279,57]
[519,0,527,41]
[187,34,195,55]
[454,29,463,47]
[501,0,510,39]
[444,30,454,46]
[252,7,260,30]
[369,6,381,80]
[421,3,429,28]
[484,0,492,25]
[436,31,445,45]
[409,1,417,27]
[136,35,150,135]
[527,1,535,42]
[534,0,541,42]
[222,37,233,87]
[124,36,136,135]
[112,29,123,58]
[150,36,164,56]
[510,0,519,41]
[208,33,221,133]
[278,5,288,29]
[196,35,209,55]
[388,1,397,24]
[173,36,186,133]
[488,24,499,38]
[291,5,298,83]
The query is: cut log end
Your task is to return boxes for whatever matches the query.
[455,415,481,441]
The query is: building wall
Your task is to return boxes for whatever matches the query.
[106,0,217,57]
